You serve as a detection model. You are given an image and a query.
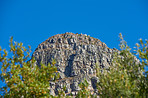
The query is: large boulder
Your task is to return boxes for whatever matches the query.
[32,32,118,95]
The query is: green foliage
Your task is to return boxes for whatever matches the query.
[76,79,95,98]
[135,38,148,96]
[96,33,148,97]
[0,37,58,97]
[0,34,148,98]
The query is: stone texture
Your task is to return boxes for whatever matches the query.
[32,32,118,95]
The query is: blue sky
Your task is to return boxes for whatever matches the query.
[0,0,148,88]
[0,0,148,51]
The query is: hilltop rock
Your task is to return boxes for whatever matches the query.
[32,32,118,95]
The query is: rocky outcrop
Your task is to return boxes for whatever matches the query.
[32,32,118,95]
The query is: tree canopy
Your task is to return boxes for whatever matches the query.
[0,34,148,97]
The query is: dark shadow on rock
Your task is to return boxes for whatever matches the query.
[91,77,99,89]
[64,54,75,77]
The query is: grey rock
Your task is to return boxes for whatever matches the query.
[71,91,77,96]
[68,38,74,44]
[32,32,116,96]
[50,38,56,43]
[65,83,71,93]
[50,82,55,88]
[91,77,99,89]
[88,68,93,75]
[59,72,65,79]
[58,38,62,43]
[50,88,55,96]
[72,82,80,91]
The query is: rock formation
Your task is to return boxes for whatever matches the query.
[32,32,118,96]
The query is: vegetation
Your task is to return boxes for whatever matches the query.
[0,37,59,97]
[96,33,148,97]
[0,34,148,97]
[76,79,93,98]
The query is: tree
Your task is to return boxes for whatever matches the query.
[0,34,148,97]
[96,33,148,97]
[135,38,148,96]
[0,37,59,97]
[76,79,94,98]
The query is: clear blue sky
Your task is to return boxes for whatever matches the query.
[0,0,148,88]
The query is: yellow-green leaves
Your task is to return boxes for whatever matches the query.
[95,33,148,97]
[0,37,58,98]
[1,34,148,97]
[76,79,93,98]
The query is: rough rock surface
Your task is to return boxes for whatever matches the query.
[32,32,118,95]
